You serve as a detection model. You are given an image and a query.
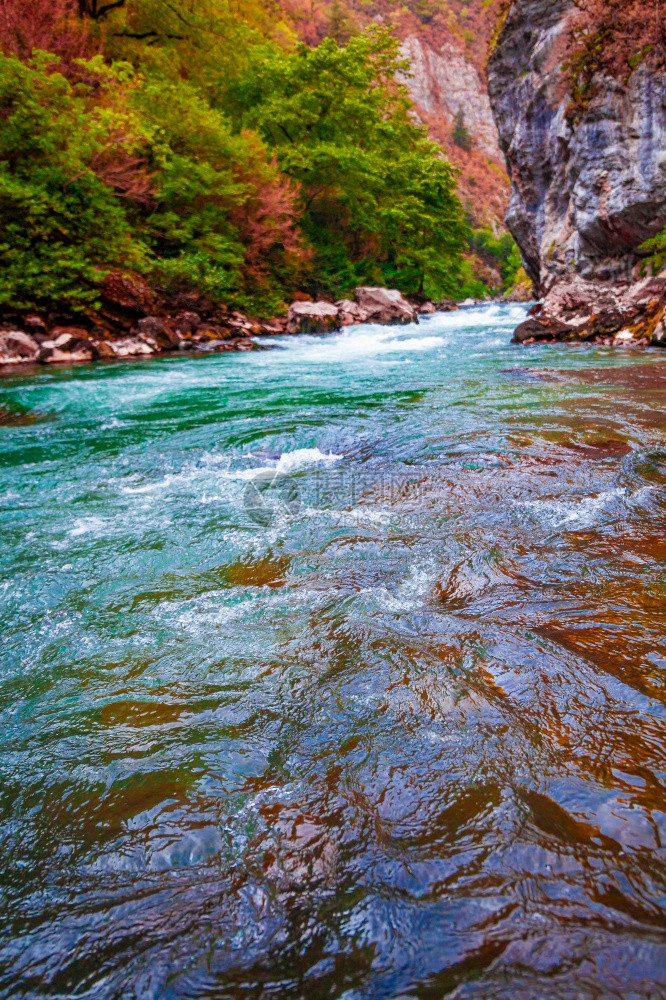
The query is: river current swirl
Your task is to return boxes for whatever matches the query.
[1,305,666,998]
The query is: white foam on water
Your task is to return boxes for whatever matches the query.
[68,516,110,537]
[120,447,342,496]
[122,472,187,495]
[275,446,342,473]
[340,507,393,526]
[261,325,447,363]
[517,488,625,528]
[361,558,438,613]
[234,447,343,481]
[257,304,530,365]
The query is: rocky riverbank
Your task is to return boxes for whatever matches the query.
[513,273,666,346]
[0,278,459,370]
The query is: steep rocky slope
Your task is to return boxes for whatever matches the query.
[279,1,511,231]
[488,0,666,344]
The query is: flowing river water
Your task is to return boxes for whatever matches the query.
[1,304,666,999]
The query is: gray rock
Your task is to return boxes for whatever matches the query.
[398,35,503,160]
[488,0,666,292]
[286,301,340,335]
[354,287,418,325]
[512,271,666,344]
[110,338,156,358]
[38,328,94,364]
[0,330,40,364]
[335,299,370,326]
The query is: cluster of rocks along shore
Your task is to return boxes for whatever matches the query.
[0,274,460,369]
[513,272,666,347]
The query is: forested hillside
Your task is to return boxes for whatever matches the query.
[0,0,523,320]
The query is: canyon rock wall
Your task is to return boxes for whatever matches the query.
[488,0,666,341]
[399,34,502,161]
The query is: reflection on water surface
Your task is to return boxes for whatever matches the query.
[1,306,665,998]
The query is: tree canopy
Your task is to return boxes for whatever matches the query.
[0,0,515,315]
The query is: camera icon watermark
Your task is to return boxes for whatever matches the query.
[243,470,302,526]
[241,464,430,527]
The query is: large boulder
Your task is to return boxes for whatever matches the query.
[39,329,94,364]
[354,287,418,325]
[336,299,370,327]
[0,330,40,364]
[137,317,180,350]
[286,301,340,335]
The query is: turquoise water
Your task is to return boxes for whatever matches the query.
[1,305,666,998]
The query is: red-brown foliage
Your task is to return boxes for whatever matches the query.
[231,138,309,287]
[0,0,94,60]
[89,139,154,204]
[570,0,665,82]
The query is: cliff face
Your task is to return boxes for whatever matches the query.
[399,35,502,161]
[280,1,512,230]
[487,0,666,344]
[398,32,510,232]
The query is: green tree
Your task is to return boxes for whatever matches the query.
[452,107,473,151]
[0,53,148,311]
[239,27,466,299]
[0,50,304,315]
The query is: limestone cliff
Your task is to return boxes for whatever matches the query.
[399,35,502,161]
[487,0,666,344]
[280,1,512,230]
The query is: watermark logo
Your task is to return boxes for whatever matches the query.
[243,470,302,526]
[241,464,430,527]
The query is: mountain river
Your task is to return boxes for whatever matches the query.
[1,304,666,998]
